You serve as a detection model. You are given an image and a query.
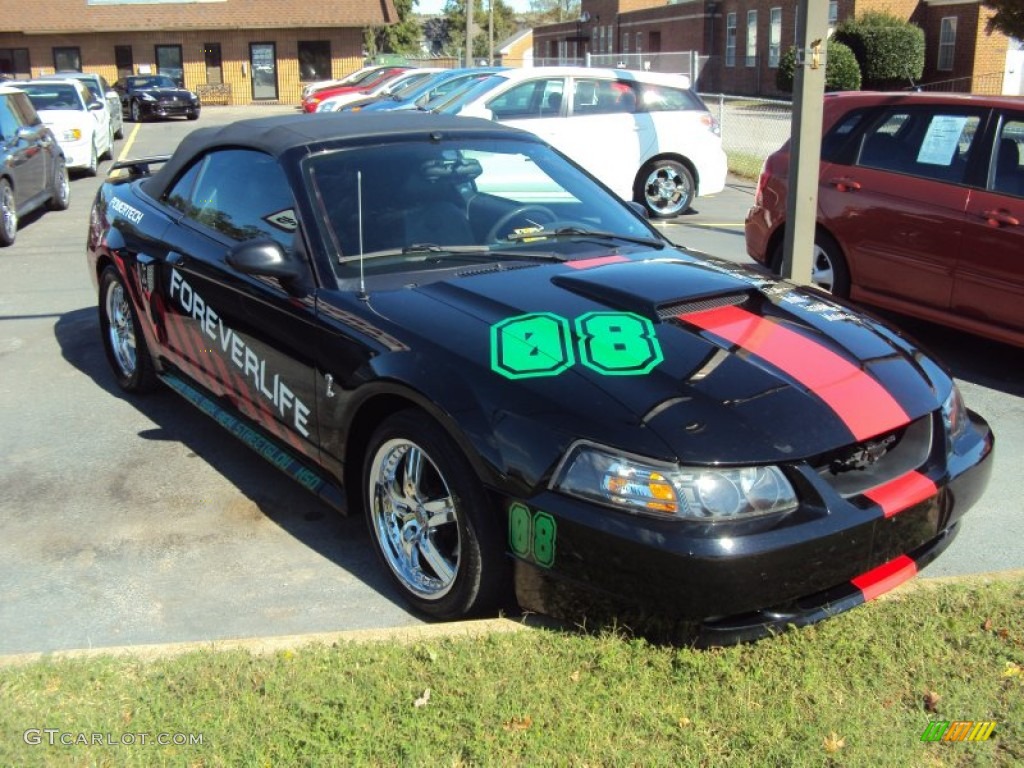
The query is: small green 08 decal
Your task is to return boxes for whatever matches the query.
[508,502,557,568]
[490,311,662,379]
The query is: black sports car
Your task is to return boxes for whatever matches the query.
[113,75,200,122]
[86,112,993,643]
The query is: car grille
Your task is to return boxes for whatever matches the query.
[813,414,934,498]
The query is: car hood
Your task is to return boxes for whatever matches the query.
[368,252,946,465]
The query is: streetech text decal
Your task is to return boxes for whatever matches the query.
[170,268,311,437]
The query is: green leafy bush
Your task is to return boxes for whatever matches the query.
[834,12,925,89]
[776,40,862,93]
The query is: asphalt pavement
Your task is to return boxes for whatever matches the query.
[0,106,1020,657]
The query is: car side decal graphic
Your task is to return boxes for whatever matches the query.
[677,304,910,441]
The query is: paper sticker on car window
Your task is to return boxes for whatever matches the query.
[917,115,969,166]
[264,208,298,232]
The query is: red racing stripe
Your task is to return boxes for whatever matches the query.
[679,305,910,441]
[566,255,629,270]
[851,555,917,601]
[865,471,938,518]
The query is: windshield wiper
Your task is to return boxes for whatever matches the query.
[505,227,667,249]
[337,243,567,264]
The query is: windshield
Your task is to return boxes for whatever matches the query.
[304,136,664,289]
[431,74,508,114]
[130,76,176,89]
[19,83,83,111]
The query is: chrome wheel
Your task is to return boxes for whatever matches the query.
[48,160,70,211]
[0,180,16,246]
[811,244,835,292]
[368,437,460,601]
[640,160,694,217]
[104,278,136,378]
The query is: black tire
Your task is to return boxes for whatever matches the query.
[363,410,510,620]
[101,126,114,161]
[0,178,17,247]
[770,231,851,298]
[130,100,142,123]
[187,110,200,121]
[46,158,70,211]
[84,142,98,177]
[98,266,159,393]
[635,159,695,218]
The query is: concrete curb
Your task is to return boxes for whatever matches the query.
[1,570,1019,669]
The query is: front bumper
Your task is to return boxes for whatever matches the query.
[59,137,94,169]
[138,100,200,119]
[507,410,993,643]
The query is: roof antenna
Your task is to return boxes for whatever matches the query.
[357,170,367,298]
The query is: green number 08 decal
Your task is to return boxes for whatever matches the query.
[509,503,556,568]
[491,312,662,379]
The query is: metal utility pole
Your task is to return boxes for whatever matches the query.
[780,0,829,285]
[465,0,475,68]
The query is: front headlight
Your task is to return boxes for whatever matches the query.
[552,442,799,520]
[315,101,335,112]
[61,128,82,141]
[139,92,156,101]
[942,383,969,446]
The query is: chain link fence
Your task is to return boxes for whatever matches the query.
[701,94,793,179]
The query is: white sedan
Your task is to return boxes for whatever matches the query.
[18,79,113,176]
[440,66,727,217]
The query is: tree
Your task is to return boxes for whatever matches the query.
[442,0,519,62]
[833,12,925,89]
[526,0,580,24]
[775,40,862,93]
[365,0,422,57]
[984,0,1024,40]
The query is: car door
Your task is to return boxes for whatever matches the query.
[817,104,984,312]
[0,92,48,209]
[155,148,321,461]
[957,111,1024,341]
[559,76,645,199]
[485,76,569,150]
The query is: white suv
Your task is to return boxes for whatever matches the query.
[441,66,726,217]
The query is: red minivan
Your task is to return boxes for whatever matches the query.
[745,91,1024,348]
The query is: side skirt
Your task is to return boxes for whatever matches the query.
[160,371,346,513]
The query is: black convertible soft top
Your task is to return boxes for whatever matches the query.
[141,111,529,199]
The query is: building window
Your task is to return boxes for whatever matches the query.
[0,48,30,79]
[769,8,782,68]
[636,32,642,55]
[155,44,184,87]
[53,47,81,72]
[114,45,133,80]
[938,17,957,71]
[828,1,838,34]
[622,33,629,54]
[298,41,330,81]
[746,10,757,67]
[726,12,737,67]
[204,43,223,85]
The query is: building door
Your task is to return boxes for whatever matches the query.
[249,43,278,100]
[114,46,133,80]
[204,43,222,85]
[155,44,184,86]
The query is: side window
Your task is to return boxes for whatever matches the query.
[637,83,702,113]
[166,149,297,250]
[487,78,564,120]
[857,107,981,184]
[0,96,20,141]
[583,80,638,115]
[990,116,1024,197]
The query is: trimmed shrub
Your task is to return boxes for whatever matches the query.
[834,12,925,89]
[776,40,862,93]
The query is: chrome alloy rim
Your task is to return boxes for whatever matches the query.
[811,244,835,293]
[643,165,689,216]
[368,438,460,600]
[105,279,137,376]
[1,183,15,240]
[54,162,69,206]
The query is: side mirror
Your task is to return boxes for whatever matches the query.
[226,239,300,281]
[89,101,105,112]
[626,201,650,219]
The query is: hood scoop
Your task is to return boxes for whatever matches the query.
[551,259,754,318]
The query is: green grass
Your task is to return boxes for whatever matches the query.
[1,577,1021,767]
[726,150,767,180]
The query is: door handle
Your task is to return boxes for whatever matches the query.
[981,209,1020,228]
[829,177,862,192]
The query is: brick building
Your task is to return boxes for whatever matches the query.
[0,0,398,106]
[532,0,1014,97]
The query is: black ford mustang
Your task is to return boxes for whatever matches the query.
[86,112,993,642]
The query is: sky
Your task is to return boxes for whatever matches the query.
[415,0,534,15]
